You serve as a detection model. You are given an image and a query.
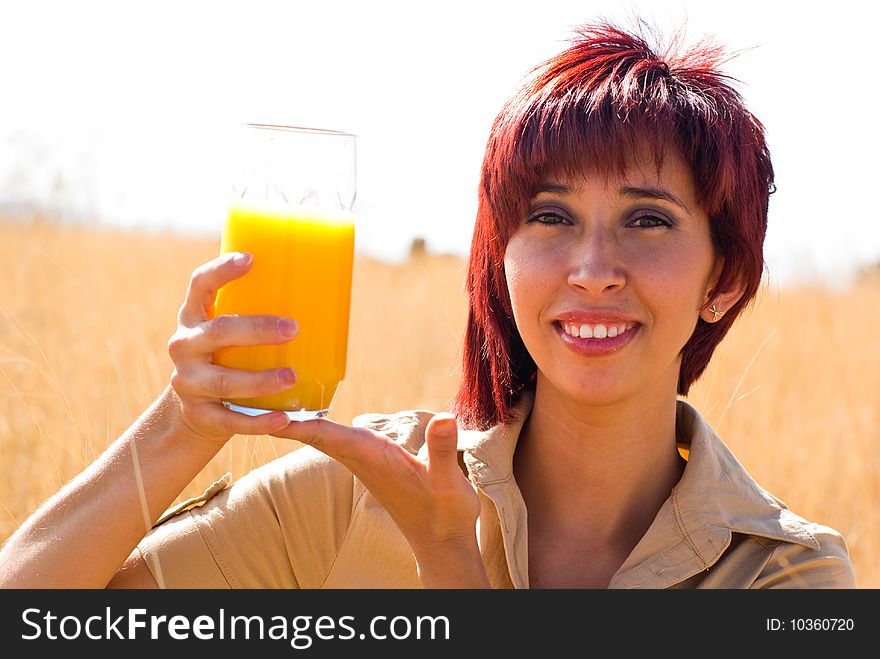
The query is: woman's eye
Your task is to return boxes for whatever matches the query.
[527,211,568,226]
[629,213,672,229]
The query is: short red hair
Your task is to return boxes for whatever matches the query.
[453,21,775,430]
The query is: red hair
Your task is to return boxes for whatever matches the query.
[453,21,775,430]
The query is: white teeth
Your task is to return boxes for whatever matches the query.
[563,322,632,340]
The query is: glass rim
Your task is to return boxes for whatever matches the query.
[243,123,357,139]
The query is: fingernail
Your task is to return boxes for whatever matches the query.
[232,252,252,266]
[269,412,291,430]
[278,318,298,337]
[279,368,296,385]
[433,415,457,434]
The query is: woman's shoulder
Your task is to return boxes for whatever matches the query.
[750,515,857,588]
[673,400,857,587]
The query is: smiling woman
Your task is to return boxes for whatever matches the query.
[456,24,774,430]
[0,19,855,591]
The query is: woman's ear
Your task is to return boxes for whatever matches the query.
[700,257,747,323]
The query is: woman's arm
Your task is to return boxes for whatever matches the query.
[0,253,296,587]
[112,412,492,590]
[0,387,220,587]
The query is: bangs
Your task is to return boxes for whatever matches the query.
[507,93,677,206]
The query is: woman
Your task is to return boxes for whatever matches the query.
[0,21,855,589]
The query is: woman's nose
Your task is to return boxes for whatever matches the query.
[566,231,626,295]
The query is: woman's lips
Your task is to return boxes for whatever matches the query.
[555,320,640,356]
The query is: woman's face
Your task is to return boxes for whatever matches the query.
[503,149,720,408]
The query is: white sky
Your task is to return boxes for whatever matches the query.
[1,0,878,287]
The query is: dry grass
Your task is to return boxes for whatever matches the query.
[0,220,876,586]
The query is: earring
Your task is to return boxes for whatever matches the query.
[709,304,723,321]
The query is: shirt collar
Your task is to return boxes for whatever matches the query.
[672,398,819,549]
[457,397,530,486]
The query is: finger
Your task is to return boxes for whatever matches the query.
[425,413,461,478]
[273,418,392,465]
[172,364,296,401]
[178,252,253,326]
[172,314,297,361]
[190,402,292,437]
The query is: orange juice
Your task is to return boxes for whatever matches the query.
[213,199,355,415]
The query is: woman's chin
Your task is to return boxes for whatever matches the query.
[539,375,635,409]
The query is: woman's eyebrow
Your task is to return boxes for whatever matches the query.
[534,182,577,196]
[619,185,691,212]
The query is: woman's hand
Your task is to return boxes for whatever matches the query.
[166,251,296,446]
[273,414,490,588]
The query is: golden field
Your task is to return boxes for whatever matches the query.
[0,220,877,587]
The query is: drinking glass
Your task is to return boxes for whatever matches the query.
[213,124,356,421]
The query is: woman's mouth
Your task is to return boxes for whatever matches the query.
[556,320,640,355]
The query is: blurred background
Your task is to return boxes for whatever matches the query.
[1,0,879,285]
[1,0,877,586]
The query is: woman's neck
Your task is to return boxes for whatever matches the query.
[512,377,686,551]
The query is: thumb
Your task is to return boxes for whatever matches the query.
[425,413,460,476]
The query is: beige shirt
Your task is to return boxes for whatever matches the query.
[138,394,856,588]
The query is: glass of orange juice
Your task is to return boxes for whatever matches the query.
[213,124,356,420]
